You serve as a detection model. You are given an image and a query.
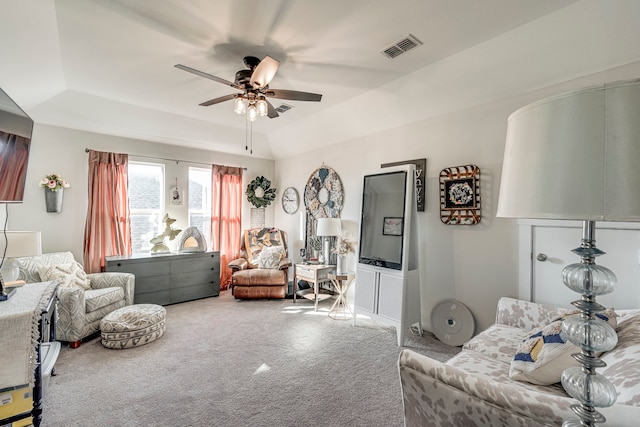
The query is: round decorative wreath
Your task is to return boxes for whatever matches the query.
[246,176,277,208]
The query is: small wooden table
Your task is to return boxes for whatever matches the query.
[328,272,355,320]
[294,263,334,311]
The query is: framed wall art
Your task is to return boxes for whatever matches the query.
[383,217,403,236]
[170,185,183,206]
[304,165,343,219]
[303,165,343,261]
[439,164,481,225]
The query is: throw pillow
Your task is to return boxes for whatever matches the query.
[38,262,91,290]
[244,228,283,267]
[509,309,617,385]
[258,246,284,269]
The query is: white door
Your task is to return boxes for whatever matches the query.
[532,224,640,310]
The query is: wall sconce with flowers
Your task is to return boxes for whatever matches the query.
[39,173,70,213]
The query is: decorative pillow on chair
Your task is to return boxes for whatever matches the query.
[258,246,285,269]
[509,309,617,385]
[245,228,283,267]
[38,262,92,290]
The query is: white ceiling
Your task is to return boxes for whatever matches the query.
[2,0,639,159]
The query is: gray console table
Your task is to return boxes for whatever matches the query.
[105,251,220,305]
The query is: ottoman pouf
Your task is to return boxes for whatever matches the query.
[100,304,166,349]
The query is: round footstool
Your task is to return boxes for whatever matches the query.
[100,304,166,349]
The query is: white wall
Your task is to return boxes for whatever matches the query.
[5,124,275,262]
[6,65,640,336]
[274,62,640,334]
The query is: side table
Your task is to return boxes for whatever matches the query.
[294,263,334,311]
[328,272,355,320]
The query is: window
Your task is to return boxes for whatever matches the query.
[129,162,164,253]
[188,167,212,248]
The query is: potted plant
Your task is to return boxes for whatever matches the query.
[39,173,70,213]
[332,231,356,275]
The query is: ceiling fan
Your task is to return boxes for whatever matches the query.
[175,55,322,120]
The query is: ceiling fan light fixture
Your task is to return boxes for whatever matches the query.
[234,96,247,114]
[256,97,268,117]
[247,103,258,121]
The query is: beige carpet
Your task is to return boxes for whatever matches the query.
[42,290,460,427]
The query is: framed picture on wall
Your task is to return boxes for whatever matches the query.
[170,186,183,206]
[383,217,403,236]
[439,164,481,225]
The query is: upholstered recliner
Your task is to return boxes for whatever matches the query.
[15,251,135,348]
[228,228,291,299]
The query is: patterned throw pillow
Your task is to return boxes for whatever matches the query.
[509,309,617,385]
[244,228,283,267]
[38,262,91,290]
[258,246,284,269]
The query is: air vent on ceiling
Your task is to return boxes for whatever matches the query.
[381,34,423,59]
[275,104,294,113]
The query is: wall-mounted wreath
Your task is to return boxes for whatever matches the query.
[246,176,277,208]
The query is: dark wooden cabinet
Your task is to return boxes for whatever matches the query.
[105,251,220,305]
[0,281,59,427]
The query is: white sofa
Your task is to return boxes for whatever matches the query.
[15,251,135,348]
[399,297,640,426]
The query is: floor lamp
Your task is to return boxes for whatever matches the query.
[497,79,640,426]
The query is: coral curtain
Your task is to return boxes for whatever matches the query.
[211,164,243,289]
[84,150,130,273]
[0,132,29,201]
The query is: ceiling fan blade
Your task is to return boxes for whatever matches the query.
[264,89,322,102]
[266,99,279,119]
[250,56,280,89]
[175,64,243,90]
[199,93,237,107]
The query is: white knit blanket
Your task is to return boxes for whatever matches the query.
[0,281,58,390]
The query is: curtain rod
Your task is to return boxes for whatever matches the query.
[84,148,247,170]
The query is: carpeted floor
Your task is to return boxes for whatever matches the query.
[42,290,460,427]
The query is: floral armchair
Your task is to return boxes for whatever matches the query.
[228,228,291,299]
[15,251,134,348]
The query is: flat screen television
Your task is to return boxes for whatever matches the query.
[0,87,33,203]
[358,170,408,270]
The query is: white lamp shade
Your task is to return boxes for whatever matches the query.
[316,218,341,237]
[497,79,640,222]
[0,231,42,258]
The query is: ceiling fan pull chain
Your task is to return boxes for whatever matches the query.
[245,119,248,151]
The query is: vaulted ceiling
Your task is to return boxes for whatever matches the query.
[1,0,639,159]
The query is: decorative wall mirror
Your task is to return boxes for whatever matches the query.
[439,164,481,225]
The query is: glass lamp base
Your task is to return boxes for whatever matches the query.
[0,259,19,282]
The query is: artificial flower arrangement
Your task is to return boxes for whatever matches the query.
[332,231,357,255]
[40,173,70,192]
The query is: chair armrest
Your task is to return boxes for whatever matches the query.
[399,349,639,427]
[278,257,292,270]
[88,272,135,305]
[495,297,573,330]
[228,258,248,271]
[399,349,574,426]
[55,287,87,342]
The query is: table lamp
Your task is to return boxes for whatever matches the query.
[0,230,42,301]
[497,79,640,426]
[316,218,341,265]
